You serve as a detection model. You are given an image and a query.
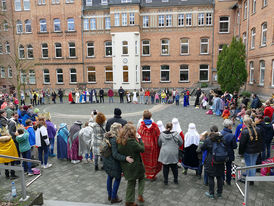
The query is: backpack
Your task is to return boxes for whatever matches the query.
[212,139,228,164]
[100,136,112,158]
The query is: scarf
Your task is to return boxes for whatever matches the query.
[143,119,152,125]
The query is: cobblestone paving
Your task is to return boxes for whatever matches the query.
[1,98,274,206]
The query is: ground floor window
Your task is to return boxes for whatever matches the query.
[70,68,77,83]
[8,67,12,78]
[56,68,63,84]
[43,69,50,84]
[161,65,170,82]
[29,70,36,84]
[259,60,265,85]
[249,62,254,84]
[20,71,27,84]
[105,66,113,82]
[123,66,128,83]
[1,67,5,78]
[200,64,209,81]
[180,65,189,82]
[142,66,150,82]
[88,67,96,83]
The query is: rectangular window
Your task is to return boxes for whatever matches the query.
[251,28,256,49]
[259,61,265,85]
[123,66,129,83]
[243,32,247,49]
[206,13,212,25]
[142,66,150,82]
[43,69,50,84]
[186,14,192,26]
[66,0,74,3]
[161,65,169,82]
[129,13,135,25]
[105,41,112,56]
[56,69,63,84]
[25,20,32,33]
[1,67,5,78]
[15,0,21,11]
[8,67,12,78]
[40,19,47,32]
[121,0,131,3]
[52,0,60,4]
[244,1,247,19]
[200,65,209,81]
[122,13,127,26]
[105,66,113,82]
[5,42,10,53]
[200,38,209,54]
[180,38,189,55]
[101,0,107,4]
[27,45,33,59]
[42,43,48,58]
[252,0,256,13]
[178,14,184,26]
[218,44,226,54]
[54,19,61,32]
[166,15,172,27]
[23,0,30,10]
[263,0,267,7]
[69,42,76,57]
[70,68,77,83]
[142,40,150,56]
[86,0,92,6]
[83,19,89,31]
[143,16,149,28]
[249,62,254,84]
[90,18,96,30]
[55,43,62,58]
[16,21,23,33]
[161,39,169,55]
[105,17,110,29]
[180,65,189,82]
[0,44,3,54]
[115,13,120,26]
[158,15,164,27]
[19,45,25,59]
[2,0,7,11]
[261,23,267,46]
[219,17,230,33]
[20,71,26,84]
[67,18,75,31]
[135,41,138,55]
[122,41,128,55]
[29,70,35,84]
[198,13,204,26]
[87,42,94,57]
[4,22,8,31]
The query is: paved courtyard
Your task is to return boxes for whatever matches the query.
[1,99,274,206]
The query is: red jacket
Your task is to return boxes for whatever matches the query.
[264,106,274,121]
[145,91,150,96]
[108,89,114,97]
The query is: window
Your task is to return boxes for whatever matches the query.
[206,13,212,25]
[161,65,169,82]
[19,45,24,59]
[146,0,152,2]
[243,32,247,49]
[65,0,74,3]
[67,18,75,31]
[55,43,62,58]
[0,44,3,54]
[198,13,204,26]
[161,39,169,55]
[200,38,209,54]
[261,23,267,46]
[244,1,247,19]
[180,65,189,82]
[15,0,21,11]
[122,13,127,26]
[83,19,89,30]
[180,38,189,55]
[90,18,96,30]
[200,65,209,81]
[5,42,10,53]
[142,66,150,82]
[86,0,92,6]
[8,67,12,78]
[16,20,23,34]
[259,60,265,85]
[249,61,254,83]
[142,40,150,56]
[101,0,107,5]
[129,13,135,25]
[2,0,6,11]
[105,41,112,56]
[123,66,128,82]
[25,19,31,33]
[23,0,30,10]
[20,71,26,84]
[251,28,256,49]
[38,0,46,5]
[115,13,120,26]
[87,67,96,83]
[135,41,138,55]
[178,14,184,26]
[87,42,94,57]
[186,14,192,26]
[263,0,267,7]
[252,0,256,13]
[122,41,128,55]
[42,43,48,58]
[3,20,8,31]
[218,44,226,54]
[27,45,33,59]
[219,17,229,33]
[143,16,149,28]
[52,0,60,4]
[105,17,110,29]
[1,67,5,78]
[54,18,61,32]
[158,15,164,27]
[40,19,47,32]
[166,15,172,27]
[29,70,35,84]
[105,66,113,82]
[56,69,63,84]
[43,69,50,84]
[121,0,131,3]
[70,68,77,83]
[69,42,76,57]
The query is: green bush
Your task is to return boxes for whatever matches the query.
[241,91,251,97]
[201,83,208,88]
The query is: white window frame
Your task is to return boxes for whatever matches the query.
[143,16,149,28]
[55,43,62,58]
[68,42,76,58]
[166,15,172,27]
[25,19,32,33]
[186,14,192,26]
[259,60,265,85]
[29,70,36,84]
[27,45,33,59]
[105,17,110,30]
[101,0,107,5]
[65,0,74,3]
[251,28,256,49]
[129,13,135,25]
[41,43,48,58]
[0,44,3,54]
[86,0,92,6]
[161,39,169,55]
[43,69,50,84]
[252,0,256,13]
[178,14,184,26]
[200,38,209,54]
[121,0,132,3]
[2,0,7,11]
[243,32,247,49]
[105,66,113,82]
[87,67,96,83]
[142,65,150,82]
[1,67,5,78]
[56,68,63,84]
[105,41,112,57]
[3,21,8,31]
[218,44,226,54]
[122,41,128,55]
[206,13,212,25]
[40,19,47,32]
[180,64,189,82]
[160,65,170,82]
[20,71,27,84]
[263,0,267,7]
[180,38,189,55]
[70,68,77,83]
[14,0,21,11]
[52,0,60,4]
[261,23,267,46]
[38,0,46,5]
[142,40,150,56]
[122,13,127,26]
[54,18,61,32]
[5,41,10,54]
[83,19,89,31]
[23,0,30,11]
[67,18,75,31]
[199,64,209,82]
[219,16,230,33]
[244,1,247,19]
[198,13,204,26]
[90,18,96,30]
[87,42,94,57]
[8,67,12,78]
[158,15,164,27]
[18,45,25,59]
[114,13,120,26]
[16,20,23,34]
[249,61,254,84]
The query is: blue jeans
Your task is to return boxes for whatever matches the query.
[145,96,149,104]
[109,97,113,103]
[107,175,121,199]
[244,153,259,177]
[22,150,32,173]
[151,96,154,104]
[262,142,271,160]
[85,152,93,160]
[140,96,144,104]
[49,137,55,155]
[38,145,49,165]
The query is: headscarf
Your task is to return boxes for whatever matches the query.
[157,120,165,132]
[184,123,200,148]
[171,118,182,133]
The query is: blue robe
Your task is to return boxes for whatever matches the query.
[84,91,87,102]
[57,124,69,159]
[184,95,189,107]
[79,94,83,103]
[213,97,222,116]
[235,123,243,142]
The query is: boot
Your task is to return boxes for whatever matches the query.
[95,165,99,171]
[138,195,144,203]
[111,196,122,204]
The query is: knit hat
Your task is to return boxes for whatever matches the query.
[74,120,82,125]
[114,108,122,116]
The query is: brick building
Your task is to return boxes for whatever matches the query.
[0,0,273,95]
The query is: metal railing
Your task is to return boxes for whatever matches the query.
[0,154,42,201]
[235,163,274,206]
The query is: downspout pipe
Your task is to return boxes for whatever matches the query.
[81,0,85,86]
[211,0,215,86]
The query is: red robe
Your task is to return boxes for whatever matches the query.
[68,92,73,102]
[138,121,161,179]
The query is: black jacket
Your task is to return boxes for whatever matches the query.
[239,126,263,155]
[263,122,274,143]
[251,97,261,109]
[99,89,104,97]
[105,115,127,132]
[256,122,266,143]
[221,128,237,161]
[118,89,125,97]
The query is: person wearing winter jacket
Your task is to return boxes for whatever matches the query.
[264,100,274,121]
[262,116,274,160]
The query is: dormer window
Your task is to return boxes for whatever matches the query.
[86,0,92,6]
[101,0,108,5]
[121,0,131,3]
[146,0,152,3]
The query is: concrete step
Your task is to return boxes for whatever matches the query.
[43,200,109,206]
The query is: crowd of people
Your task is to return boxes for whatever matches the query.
[0,88,274,205]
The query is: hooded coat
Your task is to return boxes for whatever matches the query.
[78,126,93,156]
[105,108,127,132]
